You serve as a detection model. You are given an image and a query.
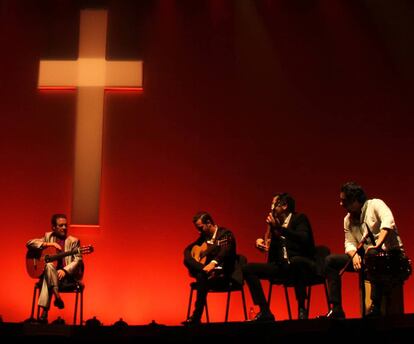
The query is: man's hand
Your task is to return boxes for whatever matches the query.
[57,269,66,280]
[352,253,362,271]
[266,213,282,238]
[266,212,280,227]
[256,238,269,252]
[203,261,217,273]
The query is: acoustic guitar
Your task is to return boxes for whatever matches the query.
[191,238,228,265]
[26,245,94,279]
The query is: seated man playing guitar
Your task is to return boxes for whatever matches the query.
[26,213,84,323]
[182,211,239,325]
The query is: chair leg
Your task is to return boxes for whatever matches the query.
[36,284,41,320]
[283,286,292,320]
[80,289,84,326]
[241,287,248,320]
[29,284,38,320]
[323,281,330,311]
[267,283,274,304]
[305,286,312,317]
[225,290,231,322]
[205,297,210,323]
[74,289,79,325]
[187,286,194,319]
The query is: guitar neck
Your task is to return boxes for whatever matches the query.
[45,249,78,263]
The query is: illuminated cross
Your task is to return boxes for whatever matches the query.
[38,9,143,227]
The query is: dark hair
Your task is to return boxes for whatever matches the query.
[51,213,67,227]
[340,182,367,204]
[275,193,295,213]
[192,211,215,225]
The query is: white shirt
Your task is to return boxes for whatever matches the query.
[281,213,292,229]
[344,198,404,254]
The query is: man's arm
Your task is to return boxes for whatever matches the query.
[62,237,82,277]
[26,233,63,251]
[212,230,235,263]
[183,236,205,272]
[280,213,312,245]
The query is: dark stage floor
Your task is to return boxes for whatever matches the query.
[2,315,414,343]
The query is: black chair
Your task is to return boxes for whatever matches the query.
[29,279,85,325]
[267,245,330,319]
[186,255,248,322]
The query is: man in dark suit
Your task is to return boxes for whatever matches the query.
[243,193,316,321]
[182,211,239,324]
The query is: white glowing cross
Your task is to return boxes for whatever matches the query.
[38,9,143,226]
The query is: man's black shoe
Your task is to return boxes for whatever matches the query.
[37,309,49,324]
[317,309,345,319]
[366,304,381,318]
[54,298,65,309]
[181,316,201,325]
[298,307,308,320]
[37,317,48,324]
[249,311,275,322]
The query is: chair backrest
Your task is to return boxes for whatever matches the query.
[205,254,247,291]
[237,254,247,266]
[73,260,85,281]
[230,254,247,287]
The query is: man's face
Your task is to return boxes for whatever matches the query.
[194,218,211,235]
[53,217,68,239]
[271,196,287,216]
[339,192,361,213]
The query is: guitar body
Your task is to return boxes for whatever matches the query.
[26,247,58,279]
[26,244,94,279]
[191,237,229,265]
[191,242,208,265]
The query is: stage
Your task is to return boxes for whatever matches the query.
[2,315,414,343]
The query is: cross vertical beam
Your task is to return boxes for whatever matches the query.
[38,9,143,226]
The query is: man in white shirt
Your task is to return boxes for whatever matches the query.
[26,214,83,323]
[319,182,405,319]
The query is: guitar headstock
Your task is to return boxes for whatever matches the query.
[79,245,94,255]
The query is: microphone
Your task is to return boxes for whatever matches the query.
[356,231,370,251]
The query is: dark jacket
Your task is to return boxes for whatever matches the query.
[268,213,315,265]
[183,227,242,285]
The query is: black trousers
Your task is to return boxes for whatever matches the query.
[325,250,383,309]
[192,271,209,319]
[242,256,316,312]
[187,266,233,320]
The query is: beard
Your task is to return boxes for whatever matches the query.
[53,229,67,240]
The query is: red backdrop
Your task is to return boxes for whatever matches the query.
[1,0,413,325]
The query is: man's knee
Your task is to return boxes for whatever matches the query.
[195,271,208,282]
[44,263,57,272]
[325,254,336,268]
